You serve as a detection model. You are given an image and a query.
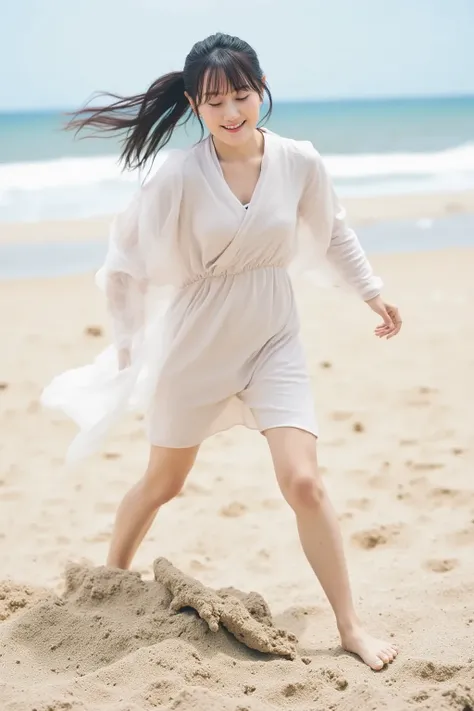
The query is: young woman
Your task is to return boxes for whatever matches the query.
[43,33,402,670]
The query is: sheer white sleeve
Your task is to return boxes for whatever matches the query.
[96,190,148,354]
[298,144,382,301]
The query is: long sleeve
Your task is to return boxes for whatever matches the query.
[96,149,186,355]
[298,143,382,301]
[98,190,148,353]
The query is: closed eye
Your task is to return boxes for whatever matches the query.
[208,94,250,107]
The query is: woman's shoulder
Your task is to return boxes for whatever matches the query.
[267,130,322,172]
[141,148,192,193]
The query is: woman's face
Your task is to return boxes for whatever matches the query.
[189,78,263,146]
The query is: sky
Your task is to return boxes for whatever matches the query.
[1,0,473,111]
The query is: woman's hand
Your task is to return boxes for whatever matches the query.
[365,295,402,339]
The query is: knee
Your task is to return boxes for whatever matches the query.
[141,462,190,507]
[279,465,326,511]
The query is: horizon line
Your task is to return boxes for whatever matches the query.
[1,91,474,115]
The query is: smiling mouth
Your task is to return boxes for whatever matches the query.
[222,120,246,131]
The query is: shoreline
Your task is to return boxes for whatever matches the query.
[1,189,474,244]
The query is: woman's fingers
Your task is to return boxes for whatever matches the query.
[368,300,402,339]
[374,304,402,339]
[374,308,402,339]
[387,306,402,338]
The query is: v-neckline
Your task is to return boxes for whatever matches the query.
[208,128,270,214]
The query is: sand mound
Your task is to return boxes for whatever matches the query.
[0,581,48,622]
[6,559,295,680]
[1,560,474,711]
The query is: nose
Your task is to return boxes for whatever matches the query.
[222,99,240,122]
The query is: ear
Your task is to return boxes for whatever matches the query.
[184,91,198,116]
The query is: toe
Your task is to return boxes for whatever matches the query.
[371,656,386,671]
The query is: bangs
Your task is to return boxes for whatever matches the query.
[195,50,264,104]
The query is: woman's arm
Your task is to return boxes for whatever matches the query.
[98,191,148,367]
[297,143,402,338]
[298,143,382,301]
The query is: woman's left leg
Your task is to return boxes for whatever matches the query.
[264,426,398,671]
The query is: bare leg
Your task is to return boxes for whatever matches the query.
[106,444,199,569]
[265,427,398,671]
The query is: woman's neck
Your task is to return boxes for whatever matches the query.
[211,128,264,164]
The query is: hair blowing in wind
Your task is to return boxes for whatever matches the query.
[65,33,273,171]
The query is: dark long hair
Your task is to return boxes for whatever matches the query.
[66,33,273,171]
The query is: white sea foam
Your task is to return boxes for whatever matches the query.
[0,144,473,223]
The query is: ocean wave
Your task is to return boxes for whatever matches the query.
[0,144,473,222]
[325,142,474,178]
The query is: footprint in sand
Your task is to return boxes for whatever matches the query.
[0,488,22,501]
[103,452,121,460]
[94,501,117,513]
[351,524,405,550]
[428,487,473,507]
[84,325,103,337]
[85,530,111,543]
[405,385,438,407]
[319,667,349,691]
[220,502,247,518]
[330,411,353,421]
[447,526,474,547]
[411,462,445,471]
[423,558,458,573]
[338,511,354,521]
[179,481,210,497]
[346,497,372,511]
[406,659,461,682]
[396,485,414,502]
[418,386,438,395]
[260,498,283,511]
[367,474,390,489]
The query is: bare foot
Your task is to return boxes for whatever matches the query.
[339,626,399,670]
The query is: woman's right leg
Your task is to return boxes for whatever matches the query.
[106,444,200,570]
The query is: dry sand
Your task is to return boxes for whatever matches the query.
[0,203,474,709]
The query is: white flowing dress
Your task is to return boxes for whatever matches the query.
[41,130,382,463]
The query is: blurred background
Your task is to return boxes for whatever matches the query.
[1,0,473,229]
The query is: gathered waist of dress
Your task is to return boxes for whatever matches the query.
[179,262,288,289]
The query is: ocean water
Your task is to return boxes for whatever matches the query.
[0,95,473,223]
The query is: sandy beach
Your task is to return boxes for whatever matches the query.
[1,192,474,710]
[2,189,474,244]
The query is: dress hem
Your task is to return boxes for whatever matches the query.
[148,421,319,449]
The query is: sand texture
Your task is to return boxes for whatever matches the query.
[1,230,474,709]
